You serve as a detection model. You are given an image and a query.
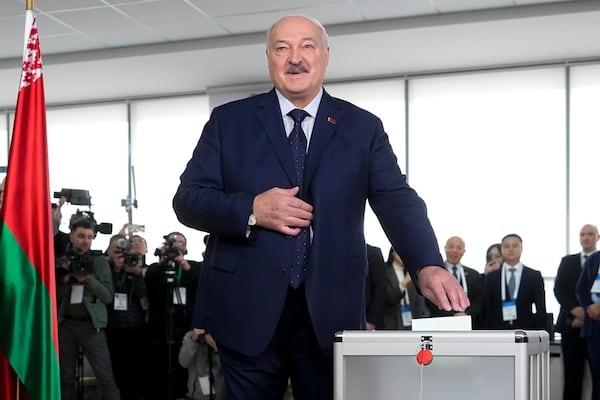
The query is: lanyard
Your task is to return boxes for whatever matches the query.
[116,270,127,291]
[176,264,183,284]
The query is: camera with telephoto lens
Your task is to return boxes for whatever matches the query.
[116,236,141,267]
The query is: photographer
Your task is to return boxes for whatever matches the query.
[145,231,201,400]
[105,234,148,400]
[56,217,120,400]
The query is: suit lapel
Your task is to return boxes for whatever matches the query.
[304,92,342,195]
[256,91,297,186]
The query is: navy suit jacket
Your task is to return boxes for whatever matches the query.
[554,253,584,334]
[481,265,547,330]
[576,251,600,340]
[173,89,443,356]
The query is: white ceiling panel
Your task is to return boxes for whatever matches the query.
[50,6,164,47]
[351,0,439,19]
[117,1,228,40]
[34,0,109,13]
[431,0,514,13]
[187,0,334,17]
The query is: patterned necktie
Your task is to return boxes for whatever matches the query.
[287,109,309,288]
[507,268,516,301]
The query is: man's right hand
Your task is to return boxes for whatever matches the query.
[417,266,470,312]
[252,187,313,236]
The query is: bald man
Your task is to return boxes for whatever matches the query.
[426,236,483,328]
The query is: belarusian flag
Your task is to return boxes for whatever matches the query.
[0,10,61,400]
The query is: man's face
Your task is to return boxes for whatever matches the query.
[579,224,599,253]
[501,236,522,265]
[168,234,187,254]
[70,227,94,253]
[267,16,329,107]
[444,237,465,265]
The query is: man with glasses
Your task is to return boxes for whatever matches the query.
[480,233,547,330]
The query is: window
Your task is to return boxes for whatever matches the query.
[130,95,209,261]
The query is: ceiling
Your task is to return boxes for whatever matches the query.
[1,0,600,108]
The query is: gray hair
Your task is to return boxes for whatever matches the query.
[266,16,329,53]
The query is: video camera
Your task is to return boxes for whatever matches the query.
[154,234,187,264]
[54,188,92,206]
[57,248,103,283]
[70,210,112,236]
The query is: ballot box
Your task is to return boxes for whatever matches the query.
[333,330,549,400]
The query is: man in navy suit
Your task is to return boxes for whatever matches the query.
[481,233,547,330]
[554,224,598,400]
[173,15,469,400]
[576,249,600,400]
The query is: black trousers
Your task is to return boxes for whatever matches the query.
[560,329,588,400]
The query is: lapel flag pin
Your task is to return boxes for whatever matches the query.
[327,116,336,124]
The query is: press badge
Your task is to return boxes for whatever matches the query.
[173,287,187,305]
[591,276,600,293]
[401,306,412,326]
[70,285,84,304]
[502,301,517,321]
[114,292,128,311]
[591,276,600,303]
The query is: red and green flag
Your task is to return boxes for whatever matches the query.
[0,9,61,400]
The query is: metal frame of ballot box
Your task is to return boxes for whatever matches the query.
[333,330,549,400]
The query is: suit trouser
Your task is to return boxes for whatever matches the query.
[586,335,600,400]
[59,319,121,400]
[560,329,588,400]
[218,284,333,400]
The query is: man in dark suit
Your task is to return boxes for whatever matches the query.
[554,224,598,400]
[365,244,387,330]
[173,15,469,400]
[576,250,600,400]
[481,233,547,330]
[426,236,483,328]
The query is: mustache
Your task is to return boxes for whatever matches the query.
[286,63,309,74]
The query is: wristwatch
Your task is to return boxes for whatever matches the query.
[246,214,257,237]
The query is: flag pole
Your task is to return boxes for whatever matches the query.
[15,8,34,400]
[15,2,30,397]
[15,2,29,399]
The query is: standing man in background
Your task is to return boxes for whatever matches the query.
[554,224,598,400]
[481,233,547,330]
[576,246,600,400]
[173,15,469,400]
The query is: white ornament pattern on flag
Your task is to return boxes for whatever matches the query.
[21,18,42,89]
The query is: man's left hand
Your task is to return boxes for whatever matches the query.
[417,266,470,312]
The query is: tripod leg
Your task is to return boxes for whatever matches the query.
[76,346,84,400]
